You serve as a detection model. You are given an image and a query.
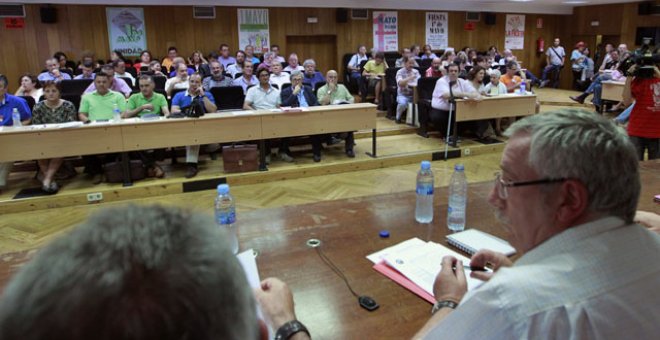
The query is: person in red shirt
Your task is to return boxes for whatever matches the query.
[624,64,660,160]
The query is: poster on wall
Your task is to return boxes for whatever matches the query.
[106,7,147,57]
[504,14,525,50]
[238,9,270,53]
[373,11,398,52]
[425,12,448,49]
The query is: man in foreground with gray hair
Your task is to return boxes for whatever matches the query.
[415,109,660,339]
[0,204,310,340]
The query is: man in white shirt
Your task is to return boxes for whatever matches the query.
[395,57,420,123]
[113,59,135,87]
[283,53,304,73]
[231,61,258,94]
[269,63,290,89]
[226,50,245,79]
[414,109,660,339]
[430,63,479,143]
[539,37,566,88]
[165,62,190,97]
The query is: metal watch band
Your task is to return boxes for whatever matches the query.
[274,319,310,340]
[431,300,459,315]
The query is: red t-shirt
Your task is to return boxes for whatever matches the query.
[628,77,660,138]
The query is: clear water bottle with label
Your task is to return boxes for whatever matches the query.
[447,164,467,231]
[215,184,239,254]
[12,108,21,127]
[519,81,526,95]
[415,160,434,223]
[112,103,121,122]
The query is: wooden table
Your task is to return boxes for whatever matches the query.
[455,94,536,122]
[601,81,625,102]
[2,161,657,339]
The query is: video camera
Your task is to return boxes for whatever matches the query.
[619,37,660,78]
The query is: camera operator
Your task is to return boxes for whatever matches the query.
[622,45,660,160]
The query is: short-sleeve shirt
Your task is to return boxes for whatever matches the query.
[546,46,565,66]
[31,100,77,124]
[396,68,421,97]
[316,84,354,105]
[500,74,523,93]
[363,60,386,75]
[628,77,660,138]
[79,90,127,121]
[0,94,31,126]
[84,78,132,97]
[127,92,168,116]
[431,77,476,111]
[203,76,233,91]
[37,71,72,82]
[245,85,281,110]
[231,75,259,94]
[172,90,216,113]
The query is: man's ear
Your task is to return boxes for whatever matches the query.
[556,179,589,226]
[258,318,269,340]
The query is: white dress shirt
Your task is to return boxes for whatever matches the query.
[431,77,475,111]
[424,217,660,339]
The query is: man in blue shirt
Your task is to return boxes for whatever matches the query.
[302,59,326,90]
[0,74,32,191]
[37,58,72,82]
[171,73,217,178]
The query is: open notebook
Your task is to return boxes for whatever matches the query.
[446,229,516,256]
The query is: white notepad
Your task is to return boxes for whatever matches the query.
[446,229,516,256]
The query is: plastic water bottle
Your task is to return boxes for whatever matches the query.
[415,161,434,223]
[447,164,467,231]
[215,184,239,254]
[112,103,121,122]
[519,81,526,95]
[12,108,21,127]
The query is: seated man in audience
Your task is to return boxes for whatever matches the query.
[430,63,479,142]
[171,73,217,178]
[126,75,170,178]
[425,57,443,78]
[302,59,325,89]
[74,61,96,80]
[0,204,310,340]
[78,72,127,183]
[317,70,356,158]
[226,50,246,78]
[0,74,31,192]
[244,45,261,65]
[161,46,178,72]
[269,62,290,89]
[244,68,282,163]
[361,52,388,104]
[113,59,135,87]
[271,44,286,64]
[281,70,323,162]
[395,57,421,123]
[347,45,369,88]
[149,60,167,77]
[165,62,191,97]
[395,48,419,68]
[84,64,132,98]
[168,57,194,78]
[218,43,236,69]
[38,58,72,82]
[415,109,660,339]
[202,60,232,91]
[258,52,276,72]
[284,53,304,72]
[231,61,258,94]
[500,61,526,93]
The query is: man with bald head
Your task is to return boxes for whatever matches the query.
[38,58,72,82]
[425,57,443,78]
[317,70,356,158]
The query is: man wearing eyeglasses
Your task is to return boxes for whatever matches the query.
[415,109,660,339]
[280,70,323,162]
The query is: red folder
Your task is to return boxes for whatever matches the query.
[373,261,435,304]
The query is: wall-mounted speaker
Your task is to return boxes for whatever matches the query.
[485,12,496,25]
[40,6,57,24]
[336,8,348,23]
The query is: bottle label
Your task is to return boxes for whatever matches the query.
[416,184,434,195]
[219,209,236,224]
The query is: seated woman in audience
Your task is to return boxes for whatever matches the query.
[421,44,437,60]
[134,50,153,73]
[439,50,456,69]
[483,69,507,95]
[466,49,477,67]
[467,66,487,95]
[188,50,208,73]
[14,74,43,102]
[31,82,77,194]
[53,51,73,74]
[487,45,501,62]
[149,61,167,77]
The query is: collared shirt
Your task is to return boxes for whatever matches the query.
[425,67,443,78]
[115,72,135,86]
[74,73,95,80]
[546,46,565,66]
[274,56,286,64]
[302,71,325,89]
[297,90,309,107]
[226,63,243,78]
[37,71,72,82]
[245,85,281,110]
[0,94,31,126]
[283,65,304,73]
[79,90,127,121]
[203,75,233,91]
[219,56,237,69]
[396,68,421,97]
[231,75,259,94]
[431,77,475,111]
[424,217,660,339]
[127,92,168,116]
[164,77,190,94]
[269,73,291,89]
[172,90,216,113]
[84,78,132,97]
[316,84,354,105]
[395,58,419,68]
[347,53,368,70]
[499,74,523,93]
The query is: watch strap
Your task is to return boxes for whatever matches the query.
[274,320,310,340]
[431,300,458,315]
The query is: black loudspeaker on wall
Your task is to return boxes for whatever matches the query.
[485,12,496,25]
[40,7,57,24]
[336,8,348,23]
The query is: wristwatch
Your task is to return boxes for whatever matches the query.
[431,300,458,315]
[274,320,310,340]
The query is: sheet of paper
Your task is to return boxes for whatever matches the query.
[233,111,253,115]
[57,121,84,129]
[236,249,273,339]
[366,237,426,264]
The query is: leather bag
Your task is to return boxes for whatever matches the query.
[103,160,146,183]
[222,144,259,173]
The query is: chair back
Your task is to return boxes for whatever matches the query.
[210,86,245,110]
[59,79,94,95]
[153,76,167,90]
[418,77,440,101]
[18,96,36,112]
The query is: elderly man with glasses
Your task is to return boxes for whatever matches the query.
[414,109,660,339]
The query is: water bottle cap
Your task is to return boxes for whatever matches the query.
[421,160,431,170]
[454,164,464,171]
[217,184,229,194]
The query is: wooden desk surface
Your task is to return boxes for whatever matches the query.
[455,94,536,122]
[1,161,657,339]
[601,81,625,102]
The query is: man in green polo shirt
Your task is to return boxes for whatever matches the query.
[126,75,170,117]
[78,72,127,122]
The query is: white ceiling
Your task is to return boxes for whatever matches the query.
[1,0,646,15]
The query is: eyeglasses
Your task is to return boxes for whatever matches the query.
[494,172,567,199]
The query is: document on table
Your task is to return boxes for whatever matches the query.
[237,249,273,339]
